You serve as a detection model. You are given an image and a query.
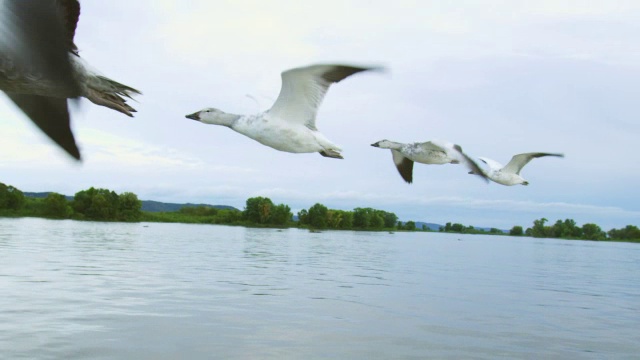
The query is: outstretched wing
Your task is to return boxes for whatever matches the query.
[56,0,81,55]
[478,157,504,171]
[7,94,80,160]
[2,0,81,160]
[2,0,79,92]
[391,150,414,184]
[430,140,488,182]
[504,152,564,175]
[268,64,382,130]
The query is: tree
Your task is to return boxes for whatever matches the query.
[0,183,25,210]
[582,223,605,240]
[382,211,398,228]
[450,223,464,233]
[509,226,523,236]
[531,218,549,238]
[118,192,142,222]
[608,225,640,241]
[370,213,384,229]
[270,204,292,226]
[326,210,342,229]
[403,221,416,231]
[297,209,309,225]
[43,192,71,218]
[444,222,452,232]
[243,197,274,224]
[307,203,328,229]
[352,208,371,229]
[340,211,354,229]
[72,187,120,221]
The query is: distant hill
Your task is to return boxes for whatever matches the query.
[24,192,239,212]
[414,221,443,231]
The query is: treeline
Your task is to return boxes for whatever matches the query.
[510,218,640,242]
[2,182,639,241]
[297,203,412,230]
[0,182,142,222]
[438,217,639,242]
[146,196,419,231]
[439,222,505,235]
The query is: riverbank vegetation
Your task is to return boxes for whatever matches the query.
[1,182,638,242]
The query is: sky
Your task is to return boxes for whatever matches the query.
[1,0,639,230]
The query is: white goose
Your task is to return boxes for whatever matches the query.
[0,0,140,160]
[469,152,564,186]
[186,64,382,159]
[371,139,488,184]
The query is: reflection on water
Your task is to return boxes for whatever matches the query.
[1,217,639,359]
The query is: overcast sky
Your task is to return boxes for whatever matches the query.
[1,0,639,230]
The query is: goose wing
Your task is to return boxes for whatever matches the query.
[55,0,81,56]
[2,0,81,160]
[268,64,380,130]
[429,140,488,182]
[503,152,564,175]
[7,94,80,159]
[391,150,414,184]
[478,157,504,171]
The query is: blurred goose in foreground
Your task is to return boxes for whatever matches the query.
[371,139,488,184]
[468,152,564,186]
[186,64,383,159]
[0,0,140,160]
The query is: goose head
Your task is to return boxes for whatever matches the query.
[185,108,238,127]
[371,140,394,148]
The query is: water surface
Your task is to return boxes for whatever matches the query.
[1,218,638,359]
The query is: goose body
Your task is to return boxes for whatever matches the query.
[371,139,488,184]
[470,152,564,186]
[186,64,382,159]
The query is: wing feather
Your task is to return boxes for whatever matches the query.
[504,152,564,174]
[268,64,380,130]
[391,150,414,184]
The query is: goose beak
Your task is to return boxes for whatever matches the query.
[371,142,380,147]
[186,112,200,121]
[522,181,529,186]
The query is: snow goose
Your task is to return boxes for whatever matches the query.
[186,64,382,159]
[0,0,140,160]
[371,139,488,184]
[468,152,564,186]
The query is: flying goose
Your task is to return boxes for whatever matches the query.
[371,139,488,184]
[186,64,383,159]
[468,152,564,186]
[0,0,140,160]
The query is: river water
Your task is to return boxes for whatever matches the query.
[1,217,638,359]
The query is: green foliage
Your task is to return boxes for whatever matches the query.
[270,204,292,226]
[383,212,398,228]
[581,223,606,240]
[403,221,416,231]
[352,207,371,229]
[531,218,548,238]
[0,182,25,210]
[2,181,639,243]
[307,203,328,229]
[608,225,640,241]
[43,193,72,218]
[242,197,291,226]
[509,225,523,236]
[118,192,142,222]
